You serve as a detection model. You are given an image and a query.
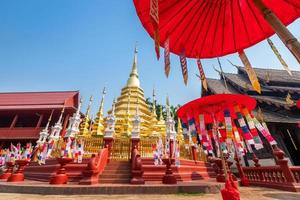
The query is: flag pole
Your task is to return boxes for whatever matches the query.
[253,0,300,64]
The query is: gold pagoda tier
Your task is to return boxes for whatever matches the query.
[108,47,163,138]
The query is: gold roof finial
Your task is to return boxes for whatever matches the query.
[85,95,93,117]
[152,87,157,116]
[99,86,106,115]
[126,44,140,87]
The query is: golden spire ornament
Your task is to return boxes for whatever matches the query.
[91,87,106,136]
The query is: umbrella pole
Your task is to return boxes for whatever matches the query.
[253,0,300,63]
[212,114,228,181]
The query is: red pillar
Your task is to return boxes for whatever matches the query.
[10,114,18,129]
[35,114,44,129]
[191,146,198,161]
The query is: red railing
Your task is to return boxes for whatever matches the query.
[79,148,108,185]
[240,146,300,192]
[243,166,286,183]
[290,167,300,183]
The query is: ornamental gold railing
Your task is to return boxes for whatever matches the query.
[111,137,131,160]
[81,137,104,158]
[139,137,159,158]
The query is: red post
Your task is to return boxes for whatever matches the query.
[9,114,18,129]
[234,154,249,186]
[213,158,226,182]
[7,160,29,182]
[35,114,44,129]
[49,158,73,184]
[272,145,296,183]
[191,145,198,161]
[169,139,174,158]
[252,153,261,167]
[0,161,14,180]
[162,158,177,184]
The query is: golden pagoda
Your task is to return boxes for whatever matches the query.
[91,87,106,136]
[108,46,163,139]
[79,96,93,137]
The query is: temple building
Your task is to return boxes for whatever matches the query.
[0,91,79,147]
[203,66,300,165]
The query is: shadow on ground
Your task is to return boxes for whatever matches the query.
[263,193,300,200]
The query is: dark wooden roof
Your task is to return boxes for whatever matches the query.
[206,65,300,124]
[237,66,300,86]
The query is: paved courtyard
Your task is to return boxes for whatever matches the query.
[0,187,299,200]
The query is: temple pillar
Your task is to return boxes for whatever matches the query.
[253,0,300,63]
[35,114,44,129]
[10,114,18,129]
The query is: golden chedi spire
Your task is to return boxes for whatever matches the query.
[126,45,140,88]
[109,45,167,138]
[79,95,93,137]
[91,87,106,136]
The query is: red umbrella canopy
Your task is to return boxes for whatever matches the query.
[134,0,300,58]
[177,94,256,123]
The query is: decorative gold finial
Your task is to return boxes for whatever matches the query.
[126,44,140,87]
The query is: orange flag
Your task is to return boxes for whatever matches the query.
[150,0,160,60]
[196,59,208,91]
[164,37,170,77]
[180,50,188,85]
[238,50,261,94]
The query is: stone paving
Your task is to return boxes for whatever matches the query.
[0,187,299,200]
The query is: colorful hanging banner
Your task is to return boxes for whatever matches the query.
[188,117,197,145]
[181,120,190,146]
[180,50,188,85]
[199,114,213,154]
[232,125,245,156]
[267,38,292,76]
[224,109,233,139]
[164,37,170,77]
[242,107,264,150]
[252,117,277,145]
[150,0,160,60]
[238,50,261,94]
[196,59,208,91]
[234,105,254,146]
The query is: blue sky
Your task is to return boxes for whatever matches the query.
[0,0,299,115]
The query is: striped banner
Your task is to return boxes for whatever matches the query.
[197,59,208,91]
[150,0,160,60]
[164,37,170,77]
[180,50,188,85]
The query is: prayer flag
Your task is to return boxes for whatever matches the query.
[238,50,261,94]
[180,50,188,85]
[150,0,160,60]
[164,37,170,77]
[197,59,208,91]
[242,107,263,150]
[234,105,254,146]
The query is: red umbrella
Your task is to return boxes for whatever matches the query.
[134,0,300,60]
[177,94,256,123]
